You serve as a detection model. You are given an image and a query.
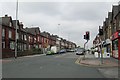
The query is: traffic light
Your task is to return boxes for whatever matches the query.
[84,35,86,39]
[86,31,90,40]
[99,26,103,35]
[99,28,103,35]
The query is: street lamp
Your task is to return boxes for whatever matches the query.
[15,0,18,59]
[58,24,61,50]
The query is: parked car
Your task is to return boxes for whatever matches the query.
[76,48,85,55]
[67,49,75,52]
[59,49,66,53]
[46,51,54,55]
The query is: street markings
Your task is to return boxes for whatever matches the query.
[75,56,82,64]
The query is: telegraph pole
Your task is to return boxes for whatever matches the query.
[15,0,18,59]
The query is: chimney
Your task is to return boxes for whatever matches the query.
[19,22,23,29]
[5,14,8,17]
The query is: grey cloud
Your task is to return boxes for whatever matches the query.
[1,2,117,48]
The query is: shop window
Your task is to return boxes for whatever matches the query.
[112,39,118,50]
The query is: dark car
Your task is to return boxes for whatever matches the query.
[76,48,85,55]
[59,49,66,53]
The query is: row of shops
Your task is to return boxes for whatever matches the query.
[93,3,120,60]
[105,30,120,60]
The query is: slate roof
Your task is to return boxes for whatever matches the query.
[25,27,40,35]
[108,12,112,22]
[112,6,119,18]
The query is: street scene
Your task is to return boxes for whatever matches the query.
[0,0,120,79]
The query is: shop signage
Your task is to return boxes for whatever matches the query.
[119,32,120,36]
[112,32,119,40]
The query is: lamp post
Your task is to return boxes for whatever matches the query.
[15,0,18,59]
[58,24,61,50]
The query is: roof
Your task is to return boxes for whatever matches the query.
[41,31,50,37]
[25,27,40,35]
[112,5,119,18]
[108,12,112,22]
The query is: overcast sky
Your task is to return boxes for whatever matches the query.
[0,0,119,48]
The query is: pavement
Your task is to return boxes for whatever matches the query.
[76,53,119,67]
[75,53,119,78]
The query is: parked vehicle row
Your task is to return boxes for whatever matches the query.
[46,46,76,55]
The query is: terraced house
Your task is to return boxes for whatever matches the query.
[1,15,16,58]
[1,15,77,58]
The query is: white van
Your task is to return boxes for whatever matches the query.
[51,46,59,54]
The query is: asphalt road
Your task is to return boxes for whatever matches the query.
[2,52,105,78]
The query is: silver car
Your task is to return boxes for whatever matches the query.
[76,48,84,55]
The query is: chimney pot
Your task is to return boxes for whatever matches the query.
[5,14,8,17]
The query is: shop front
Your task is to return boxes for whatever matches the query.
[112,30,120,60]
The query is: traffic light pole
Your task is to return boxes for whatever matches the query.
[83,40,88,59]
[99,36,103,64]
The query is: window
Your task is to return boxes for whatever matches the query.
[21,34,23,40]
[38,36,40,42]
[2,28,5,37]
[2,41,5,48]
[112,39,118,50]
[9,30,12,38]
[30,37,33,42]
[24,44,27,50]
[24,35,27,41]
[9,22,12,27]
[29,45,31,50]
[29,36,30,42]
[39,45,41,48]
[16,32,19,39]
[34,37,36,43]
[10,41,14,50]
